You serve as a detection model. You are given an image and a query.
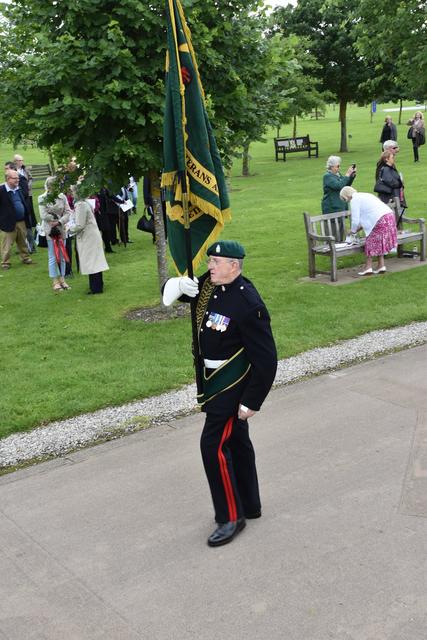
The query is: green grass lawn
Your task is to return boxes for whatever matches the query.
[1,102,426,438]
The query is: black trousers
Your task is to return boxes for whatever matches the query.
[88,272,103,293]
[412,140,419,162]
[65,237,73,276]
[200,413,261,524]
[108,213,118,244]
[118,212,129,243]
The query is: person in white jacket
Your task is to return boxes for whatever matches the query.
[340,187,397,276]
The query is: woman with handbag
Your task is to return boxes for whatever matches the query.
[374,150,405,211]
[340,187,397,276]
[38,177,72,292]
[407,111,425,162]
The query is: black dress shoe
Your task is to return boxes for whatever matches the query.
[245,510,262,519]
[207,518,246,547]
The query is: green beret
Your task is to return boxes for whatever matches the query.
[207,240,245,259]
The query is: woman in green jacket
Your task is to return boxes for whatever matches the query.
[321,155,356,241]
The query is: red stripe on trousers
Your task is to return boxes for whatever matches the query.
[217,417,237,522]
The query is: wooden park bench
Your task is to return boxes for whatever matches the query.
[303,208,426,282]
[274,135,319,162]
[28,163,52,182]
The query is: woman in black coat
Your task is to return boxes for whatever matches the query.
[374,150,406,221]
[379,116,397,144]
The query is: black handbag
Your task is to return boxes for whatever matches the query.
[137,213,154,234]
[407,126,414,139]
[374,168,392,195]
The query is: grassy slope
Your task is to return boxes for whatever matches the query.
[1,103,426,437]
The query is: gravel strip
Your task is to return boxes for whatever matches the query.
[1,321,427,469]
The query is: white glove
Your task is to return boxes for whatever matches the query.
[163,276,199,306]
[179,276,199,297]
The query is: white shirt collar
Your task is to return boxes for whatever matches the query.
[4,184,20,193]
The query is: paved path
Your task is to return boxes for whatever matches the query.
[1,345,426,639]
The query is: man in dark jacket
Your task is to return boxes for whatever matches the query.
[0,169,32,269]
[14,154,37,253]
[163,240,278,547]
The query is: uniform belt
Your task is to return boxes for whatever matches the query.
[204,358,226,369]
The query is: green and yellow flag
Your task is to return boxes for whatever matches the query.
[162,0,231,275]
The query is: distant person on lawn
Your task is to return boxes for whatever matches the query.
[379,116,397,145]
[340,186,397,276]
[0,169,33,270]
[407,111,425,162]
[321,156,356,242]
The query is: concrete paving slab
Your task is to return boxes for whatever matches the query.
[300,256,427,285]
[1,346,427,639]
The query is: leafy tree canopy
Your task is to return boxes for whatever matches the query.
[356,0,427,101]
[0,0,266,188]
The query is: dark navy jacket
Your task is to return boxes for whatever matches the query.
[0,185,31,232]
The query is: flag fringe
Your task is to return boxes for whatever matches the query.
[161,171,177,188]
[167,193,231,226]
[171,223,224,276]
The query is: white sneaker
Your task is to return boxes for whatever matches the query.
[358,268,373,276]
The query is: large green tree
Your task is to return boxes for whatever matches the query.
[266,33,327,139]
[0,0,266,186]
[271,0,373,152]
[356,0,427,104]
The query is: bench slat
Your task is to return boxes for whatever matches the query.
[28,164,52,180]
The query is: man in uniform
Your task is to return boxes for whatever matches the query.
[163,240,277,547]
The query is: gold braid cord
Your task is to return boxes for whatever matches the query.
[196,278,215,334]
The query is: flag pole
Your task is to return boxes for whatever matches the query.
[180,176,203,396]
[169,0,203,395]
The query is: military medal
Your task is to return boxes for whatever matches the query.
[206,312,230,332]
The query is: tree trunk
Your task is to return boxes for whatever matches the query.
[149,170,169,311]
[242,141,250,176]
[276,126,280,138]
[339,99,348,152]
[293,115,297,138]
[398,98,403,125]
[47,148,56,173]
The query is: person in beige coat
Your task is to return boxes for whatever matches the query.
[69,189,109,294]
